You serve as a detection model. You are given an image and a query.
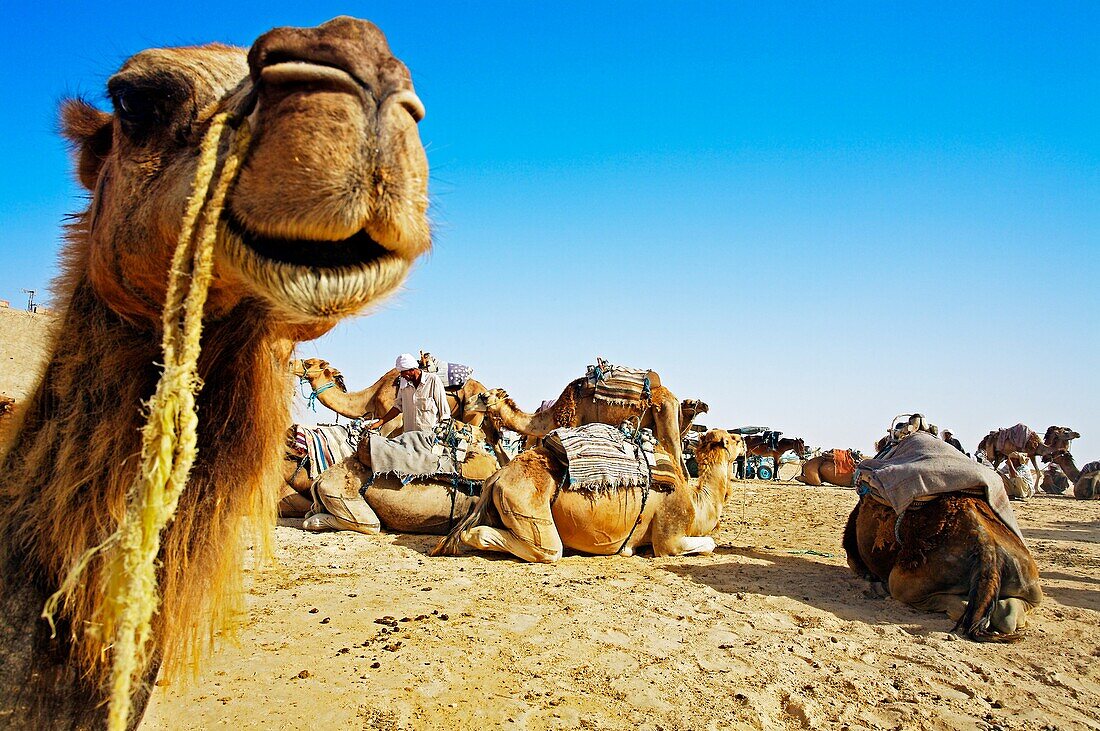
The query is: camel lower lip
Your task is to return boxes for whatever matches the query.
[225,215,387,269]
[218,219,411,319]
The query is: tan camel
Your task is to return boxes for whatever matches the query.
[796,449,858,487]
[469,379,686,477]
[304,425,500,535]
[976,424,1080,479]
[293,357,489,429]
[0,18,429,728]
[431,429,741,562]
[1045,450,1100,500]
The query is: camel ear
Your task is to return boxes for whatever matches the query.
[60,98,113,191]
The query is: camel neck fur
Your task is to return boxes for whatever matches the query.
[1052,453,1081,482]
[690,450,734,534]
[0,265,289,720]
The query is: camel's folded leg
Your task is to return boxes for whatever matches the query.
[278,483,313,518]
[462,526,562,563]
[653,535,715,557]
[306,457,381,534]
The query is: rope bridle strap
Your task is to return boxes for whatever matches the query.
[43,109,253,731]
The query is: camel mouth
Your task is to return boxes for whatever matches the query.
[218,216,411,320]
[226,214,388,269]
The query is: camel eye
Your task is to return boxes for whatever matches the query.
[107,79,186,142]
[111,88,157,126]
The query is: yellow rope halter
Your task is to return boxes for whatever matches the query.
[43,110,252,731]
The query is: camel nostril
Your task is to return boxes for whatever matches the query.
[391,90,425,122]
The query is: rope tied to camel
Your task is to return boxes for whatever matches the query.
[42,110,252,731]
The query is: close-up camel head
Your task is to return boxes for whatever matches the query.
[62,15,430,333]
[681,399,710,416]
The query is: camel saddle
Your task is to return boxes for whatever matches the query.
[419,352,474,388]
[586,358,653,406]
[544,423,658,494]
[856,432,1023,542]
[830,449,858,483]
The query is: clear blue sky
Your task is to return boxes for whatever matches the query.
[2,1,1097,459]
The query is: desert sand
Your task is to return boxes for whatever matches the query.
[2,310,1096,730]
[142,471,1100,730]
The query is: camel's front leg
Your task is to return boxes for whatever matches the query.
[654,535,715,557]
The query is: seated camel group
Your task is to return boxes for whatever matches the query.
[284,360,1071,643]
[284,358,739,561]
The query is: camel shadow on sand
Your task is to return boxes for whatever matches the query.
[1023,519,1100,545]
[663,546,947,635]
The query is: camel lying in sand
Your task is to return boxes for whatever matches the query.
[0,17,430,727]
[796,449,858,486]
[303,423,500,534]
[844,434,1042,641]
[469,381,686,478]
[431,429,741,562]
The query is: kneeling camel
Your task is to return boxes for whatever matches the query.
[431,429,741,562]
[844,434,1042,641]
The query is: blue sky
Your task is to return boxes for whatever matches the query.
[2,2,1097,459]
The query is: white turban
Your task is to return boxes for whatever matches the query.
[395,353,419,371]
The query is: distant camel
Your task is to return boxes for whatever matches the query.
[796,449,858,487]
[744,435,806,481]
[977,424,1080,480]
[1045,450,1100,500]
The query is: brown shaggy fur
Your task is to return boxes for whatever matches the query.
[843,494,1042,642]
[0,17,431,727]
[0,242,286,721]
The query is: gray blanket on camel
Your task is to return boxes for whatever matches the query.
[857,432,1023,542]
[368,431,456,480]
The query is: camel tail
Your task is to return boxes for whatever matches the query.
[430,471,500,557]
[954,543,1024,643]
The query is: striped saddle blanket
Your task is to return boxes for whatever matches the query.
[1081,461,1100,476]
[543,423,651,493]
[295,424,359,479]
[586,358,652,406]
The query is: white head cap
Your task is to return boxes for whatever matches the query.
[395,353,418,371]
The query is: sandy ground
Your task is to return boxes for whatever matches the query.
[142,468,1100,731]
[3,314,1096,729]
